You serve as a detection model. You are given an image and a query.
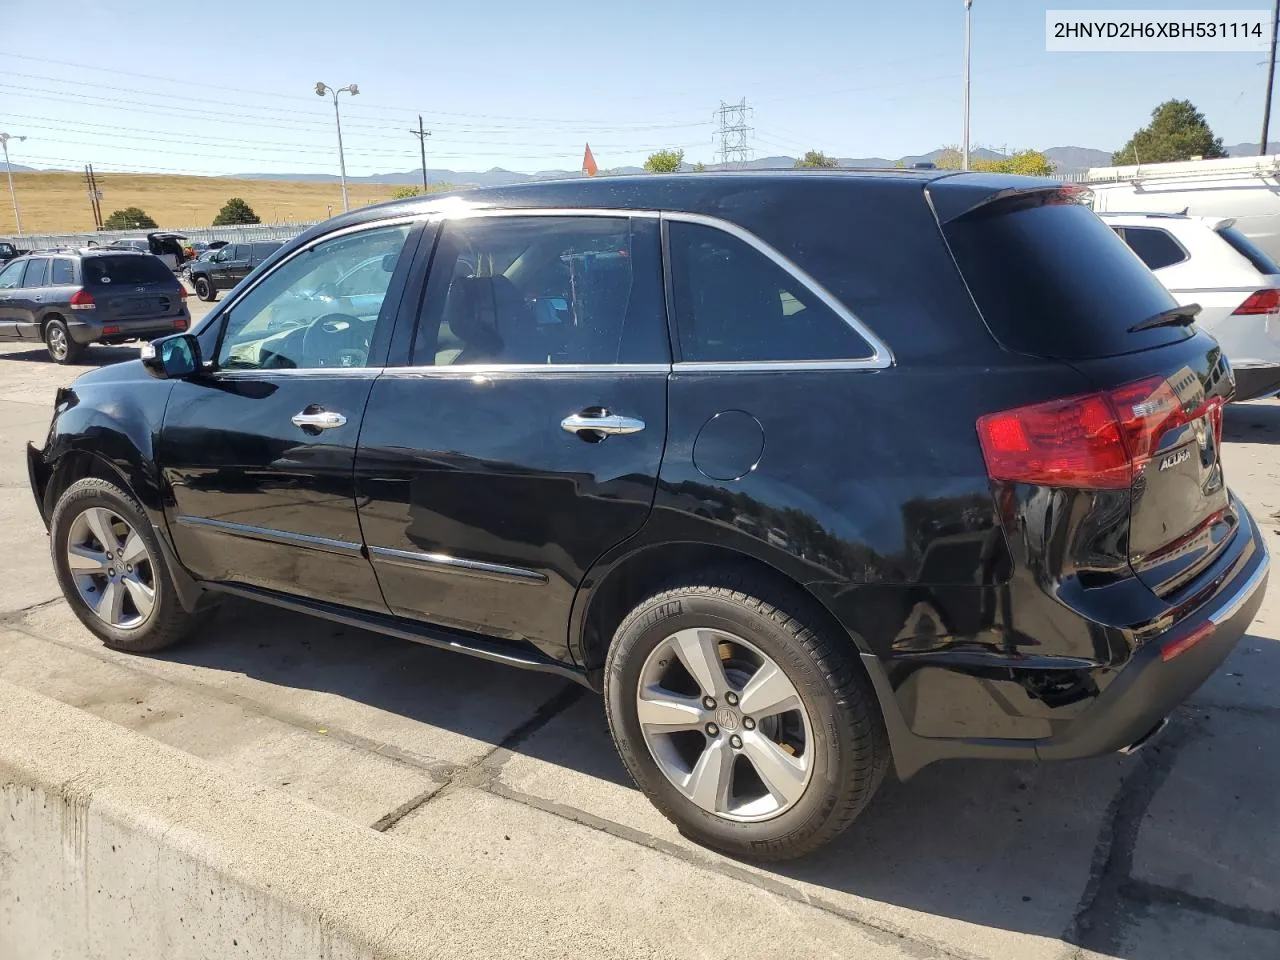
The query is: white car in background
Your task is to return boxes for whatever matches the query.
[1102,212,1280,400]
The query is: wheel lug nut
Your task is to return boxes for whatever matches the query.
[743,717,755,730]
[702,696,716,710]
[725,691,738,706]
[730,735,743,749]
[705,723,719,737]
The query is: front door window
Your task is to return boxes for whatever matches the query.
[216,224,412,370]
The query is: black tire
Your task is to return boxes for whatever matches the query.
[44,317,85,364]
[194,276,215,302]
[604,569,889,861]
[50,478,204,653]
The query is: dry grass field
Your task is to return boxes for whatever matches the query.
[0,171,437,234]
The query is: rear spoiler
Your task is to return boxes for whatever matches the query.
[926,174,1089,225]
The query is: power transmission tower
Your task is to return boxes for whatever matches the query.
[715,99,753,169]
[409,115,432,192]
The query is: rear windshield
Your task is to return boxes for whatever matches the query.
[1219,226,1280,275]
[82,255,174,285]
[944,196,1189,360]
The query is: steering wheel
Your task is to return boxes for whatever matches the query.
[300,312,367,368]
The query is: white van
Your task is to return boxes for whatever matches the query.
[1084,155,1280,262]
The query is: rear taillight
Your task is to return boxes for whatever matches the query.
[172,318,188,330]
[178,286,187,300]
[1232,288,1280,315]
[977,376,1219,489]
[1161,622,1214,662]
[101,325,120,336]
[69,289,95,310]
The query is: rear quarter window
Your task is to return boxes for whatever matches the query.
[82,255,175,285]
[944,197,1188,360]
[1115,226,1188,271]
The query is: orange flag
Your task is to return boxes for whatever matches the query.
[582,143,599,177]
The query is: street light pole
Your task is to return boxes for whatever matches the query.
[962,0,973,171]
[0,132,27,237]
[315,82,359,213]
[1262,0,1280,155]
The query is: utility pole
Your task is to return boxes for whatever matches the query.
[409,114,435,192]
[0,132,26,237]
[83,164,104,230]
[714,99,753,169]
[962,0,974,171]
[1262,0,1280,155]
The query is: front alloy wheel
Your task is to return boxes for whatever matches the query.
[65,506,156,629]
[637,628,813,821]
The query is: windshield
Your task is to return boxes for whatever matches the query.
[82,255,175,285]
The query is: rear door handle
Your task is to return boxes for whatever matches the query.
[561,412,646,437]
[291,409,347,431]
[30,295,42,302]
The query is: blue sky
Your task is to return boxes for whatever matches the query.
[0,0,1274,176]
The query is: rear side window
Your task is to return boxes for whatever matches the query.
[50,259,75,285]
[667,221,873,363]
[82,255,174,285]
[251,242,280,260]
[944,198,1187,360]
[1219,226,1280,275]
[22,258,49,287]
[413,216,667,366]
[1115,226,1187,271]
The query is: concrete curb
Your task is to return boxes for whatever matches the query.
[0,678,545,959]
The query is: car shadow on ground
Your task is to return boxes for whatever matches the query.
[150,597,1280,956]
[1225,397,1280,444]
[0,345,140,367]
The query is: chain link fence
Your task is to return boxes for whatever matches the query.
[12,221,318,252]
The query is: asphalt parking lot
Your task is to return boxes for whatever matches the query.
[0,301,1278,959]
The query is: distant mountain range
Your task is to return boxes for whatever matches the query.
[7,143,1278,186]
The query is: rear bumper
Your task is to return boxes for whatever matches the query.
[67,312,190,345]
[873,503,1269,779]
[1232,365,1280,402]
[1035,521,1267,760]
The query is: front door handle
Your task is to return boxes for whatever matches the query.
[31,295,42,302]
[291,408,347,431]
[561,411,646,437]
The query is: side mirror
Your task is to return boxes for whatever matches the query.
[141,333,202,380]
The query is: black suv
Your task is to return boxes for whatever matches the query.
[186,240,283,301]
[27,173,1269,859]
[0,250,190,363]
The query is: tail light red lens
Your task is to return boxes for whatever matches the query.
[177,286,188,300]
[1232,288,1280,315]
[101,325,120,336]
[69,289,95,310]
[977,376,1217,489]
[1161,622,1215,662]
[172,318,188,330]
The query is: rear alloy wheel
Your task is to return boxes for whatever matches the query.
[605,570,889,860]
[194,276,215,302]
[50,478,206,652]
[44,317,84,364]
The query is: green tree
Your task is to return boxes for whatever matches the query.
[211,197,261,226]
[391,185,423,199]
[692,161,707,172]
[934,147,1055,176]
[103,207,157,230]
[643,148,684,173]
[1113,99,1228,165]
[794,150,838,169]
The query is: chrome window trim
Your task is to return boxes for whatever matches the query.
[368,545,548,584]
[381,363,670,377]
[428,206,659,222]
[672,359,892,373]
[212,367,387,379]
[176,516,363,557]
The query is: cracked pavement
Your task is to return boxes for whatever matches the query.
[1,317,1277,959]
